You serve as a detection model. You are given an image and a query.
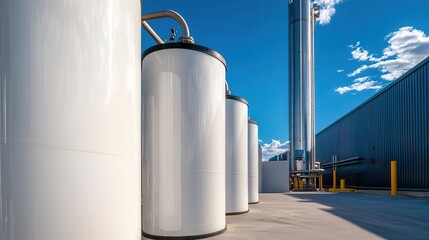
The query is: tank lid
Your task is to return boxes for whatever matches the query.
[226,95,248,106]
[248,119,258,125]
[142,42,227,68]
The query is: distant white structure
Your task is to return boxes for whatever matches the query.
[262,161,290,193]
[248,120,259,203]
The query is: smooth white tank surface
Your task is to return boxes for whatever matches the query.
[248,120,259,203]
[258,145,263,193]
[225,95,249,214]
[0,1,141,240]
[142,43,227,238]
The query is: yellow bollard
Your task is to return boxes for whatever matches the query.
[391,160,397,196]
[319,174,323,190]
[333,170,337,189]
[294,177,298,190]
[340,179,345,190]
[299,179,303,190]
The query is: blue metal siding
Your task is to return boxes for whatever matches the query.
[316,57,429,191]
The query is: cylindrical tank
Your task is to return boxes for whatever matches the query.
[258,145,263,193]
[142,43,226,238]
[0,1,141,240]
[225,95,249,214]
[248,120,259,203]
[289,0,316,171]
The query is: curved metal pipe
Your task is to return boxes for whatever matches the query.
[141,10,194,44]
[225,80,231,95]
[142,21,164,44]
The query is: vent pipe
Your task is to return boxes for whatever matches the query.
[141,10,194,44]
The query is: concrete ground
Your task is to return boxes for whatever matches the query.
[211,192,429,240]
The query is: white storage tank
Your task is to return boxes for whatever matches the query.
[258,145,263,193]
[226,95,249,214]
[248,119,260,203]
[142,43,227,238]
[0,1,141,240]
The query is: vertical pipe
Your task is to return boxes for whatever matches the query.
[340,179,345,190]
[289,0,315,171]
[294,177,298,190]
[391,160,397,196]
[333,170,337,189]
[313,177,316,187]
[319,174,323,190]
[288,2,295,171]
[299,179,304,190]
[310,5,316,170]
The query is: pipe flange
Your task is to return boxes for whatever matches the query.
[179,36,195,44]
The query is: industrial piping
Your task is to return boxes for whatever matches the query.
[288,0,323,190]
[289,0,315,172]
[142,21,164,44]
[225,80,232,95]
[141,10,194,44]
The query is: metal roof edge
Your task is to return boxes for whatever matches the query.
[316,55,429,136]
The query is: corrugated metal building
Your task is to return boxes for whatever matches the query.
[316,56,429,191]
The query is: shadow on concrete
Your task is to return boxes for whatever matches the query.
[287,192,429,240]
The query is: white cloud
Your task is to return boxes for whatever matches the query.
[370,58,411,80]
[335,86,351,95]
[353,76,370,83]
[349,41,385,62]
[348,41,360,48]
[347,65,369,77]
[313,0,342,25]
[350,47,384,62]
[335,79,382,95]
[336,69,344,73]
[351,47,371,61]
[347,26,429,81]
[261,139,289,161]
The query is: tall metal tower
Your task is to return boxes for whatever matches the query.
[288,0,319,172]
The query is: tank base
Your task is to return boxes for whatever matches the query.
[226,209,249,215]
[142,225,227,240]
[249,201,259,204]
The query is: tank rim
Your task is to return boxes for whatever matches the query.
[142,225,227,239]
[142,42,227,69]
[226,94,248,106]
[248,119,258,125]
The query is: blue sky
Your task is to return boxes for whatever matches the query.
[141,0,429,160]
